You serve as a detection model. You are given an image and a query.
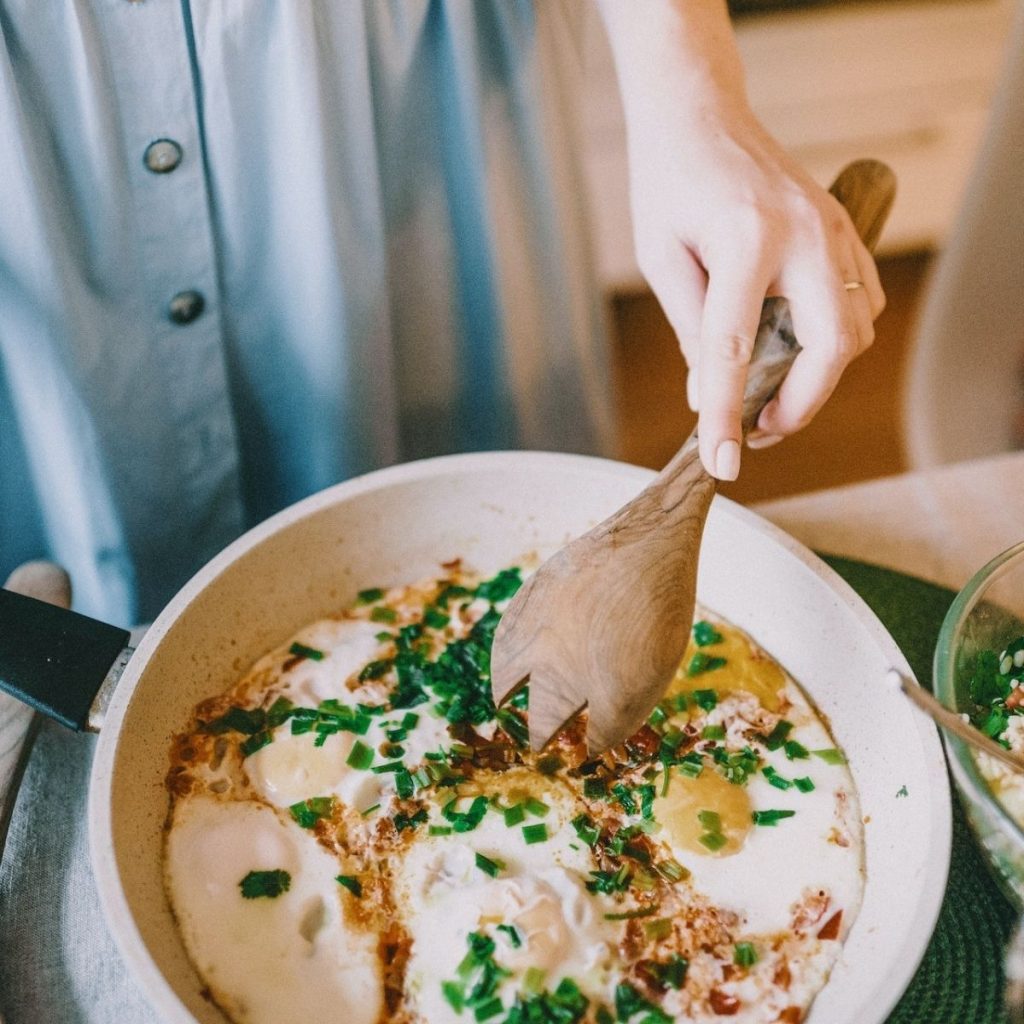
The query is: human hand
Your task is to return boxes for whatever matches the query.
[598,0,886,480]
[627,99,885,479]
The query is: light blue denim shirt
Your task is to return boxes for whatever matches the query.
[0,0,612,626]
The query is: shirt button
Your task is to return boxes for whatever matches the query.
[168,290,205,325]
[144,139,183,174]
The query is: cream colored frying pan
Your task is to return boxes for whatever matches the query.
[0,452,950,1023]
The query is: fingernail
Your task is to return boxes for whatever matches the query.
[715,440,741,481]
[747,432,784,450]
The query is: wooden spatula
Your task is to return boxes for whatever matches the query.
[491,159,897,754]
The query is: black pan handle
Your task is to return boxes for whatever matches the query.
[0,589,132,731]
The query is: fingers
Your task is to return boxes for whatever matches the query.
[638,241,707,410]
[697,249,774,480]
[757,235,867,437]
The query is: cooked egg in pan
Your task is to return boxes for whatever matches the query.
[164,564,863,1024]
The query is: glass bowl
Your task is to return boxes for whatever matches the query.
[936,539,1024,909]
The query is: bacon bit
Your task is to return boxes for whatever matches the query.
[721,963,736,981]
[625,725,661,761]
[818,910,843,940]
[777,1008,803,1023]
[709,990,741,1015]
[791,889,830,932]
[773,962,792,990]
[281,654,303,672]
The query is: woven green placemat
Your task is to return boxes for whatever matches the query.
[823,556,1017,1024]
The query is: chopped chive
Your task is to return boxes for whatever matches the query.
[401,712,420,730]
[571,814,600,847]
[661,763,672,797]
[763,766,792,791]
[359,659,392,682]
[336,875,362,897]
[751,809,796,826]
[647,705,668,727]
[699,831,728,852]
[496,923,522,948]
[441,981,465,1013]
[361,803,380,816]
[289,641,325,661]
[687,654,727,677]
[289,796,335,828]
[761,720,793,751]
[474,852,504,878]
[370,606,398,624]
[356,587,385,605]
[240,731,272,757]
[503,802,526,827]
[423,607,450,630]
[604,905,657,921]
[536,754,563,775]
[524,797,550,818]
[702,724,726,740]
[429,825,453,836]
[371,761,405,774]
[692,688,718,710]
[393,808,428,832]
[523,966,546,994]
[693,621,724,647]
[697,809,722,832]
[734,942,758,968]
[583,777,608,799]
[346,740,374,770]
[473,997,504,1021]
[522,823,548,845]
[794,776,815,793]
[656,858,688,882]
[784,740,810,760]
[813,748,847,765]
[375,630,394,643]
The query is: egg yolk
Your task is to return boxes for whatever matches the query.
[669,622,785,712]
[654,766,752,857]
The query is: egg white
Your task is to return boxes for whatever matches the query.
[165,795,381,1024]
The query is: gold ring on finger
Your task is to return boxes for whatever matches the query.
[844,280,865,291]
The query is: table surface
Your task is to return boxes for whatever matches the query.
[755,450,1024,591]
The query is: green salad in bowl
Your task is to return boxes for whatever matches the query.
[936,540,1024,907]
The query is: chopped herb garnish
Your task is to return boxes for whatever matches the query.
[614,982,672,1024]
[693,620,724,647]
[699,831,727,852]
[522,823,548,845]
[751,808,796,826]
[493,924,520,949]
[289,796,334,828]
[763,766,792,790]
[760,720,794,751]
[475,852,504,877]
[812,748,846,765]
[896,784,909,798]
[435,583,473,608]
[393,808,428,832]
[702,724,726,740]
[525,797,550,818]
[475,568,522,603]
[429,824,453,836]
[356,587,385,605]
[370,606,398,624]
[583,777,608,799]
[692,688,718,710]
[604,905,657,921]
[784,739,810,760]
[240,731,272,757]
[794,776,815,793]
[572,814,600,847]
[289,641,325,661]
[643,917,673,940]
[442,795,489,833]
[536,753,563,775]
[647,704,668,727]
[239,869,290,899]
[586,866,631,894]
[336,875,362,897]
[358,659,392,682]
[503,802,527,827]
[611,783,637,815]
[371,760,405,774]
[423,606,450,630]
[734,942,758,968]
[687,653,727,677]
[650,954,688,989]
[346,739,374,770]
[697,809,722,832]
[656,858,688,882]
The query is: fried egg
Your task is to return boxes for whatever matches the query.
[164,564,863,1024]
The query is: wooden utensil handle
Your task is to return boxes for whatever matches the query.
[738,159,897,433]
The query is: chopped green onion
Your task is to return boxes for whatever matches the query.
[240,731,272,757]
[474,852,504,878]
[656,858,688,882]
[647,705,668,727]
[583,777,607,799]
[699,831,727,852]
[371,760,405,774]
[358,659,392,682]
[473,997,504,1021]
[496,923,522,948]
[423,607,450,630]
[503,802,526,827]
[393,808,428,832]
[687,654,727,677]
[644,917,673,940]
[751,809,796,826]
[336,875,362,897]
[370,606,397,624]
[702,724,726,740]
[794,776,815,793]
[734,942,758,968]
[346,740,374,770]
[784,739,809,760]
[429,824,453,836]
[697,809,722,832]
[761,720,793,751]
[523,967,547,995]
[692,688,718,710]
[525,797,550,818]
[522,823,548,845]
[441,981,465,1013]
[812,748,847,765]
[604,905,657,921]
[361,803,380,816]
[763,766,792,790]
[288,796,334,828]
[356,587,385,605]
[571,814,600,847]
[289,641,325,661]
[693,621,724,647]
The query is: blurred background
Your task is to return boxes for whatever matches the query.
[578,0,1022,503]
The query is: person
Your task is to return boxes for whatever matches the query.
[0,0,884,628]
